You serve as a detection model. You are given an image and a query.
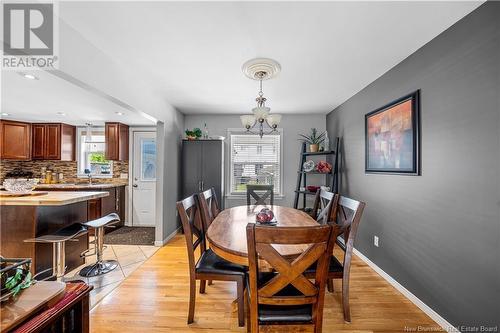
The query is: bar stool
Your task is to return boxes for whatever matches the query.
[79,213,120,277]
[24,223,88,281]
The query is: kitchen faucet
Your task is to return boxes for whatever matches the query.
[84,169,93,185]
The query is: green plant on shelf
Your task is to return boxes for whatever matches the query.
[185,128,202,140]
[89,152,108,164]
[298,128,326,145]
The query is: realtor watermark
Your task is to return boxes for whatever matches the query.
[404,326,498,332]
[2,2,59,70]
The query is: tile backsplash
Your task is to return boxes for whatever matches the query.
[0,160,129,183]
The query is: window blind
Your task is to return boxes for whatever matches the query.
[230,133,281,194]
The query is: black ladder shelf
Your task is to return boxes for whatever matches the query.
[293,137,340,211]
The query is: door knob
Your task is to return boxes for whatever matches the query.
[132,184,138,188]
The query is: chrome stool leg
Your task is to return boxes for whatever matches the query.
[53,241,66,281]
[24,223,88,282]
[79,226,118,277]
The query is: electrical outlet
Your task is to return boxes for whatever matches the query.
[374,236,379,247]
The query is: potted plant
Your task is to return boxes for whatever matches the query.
[298,128,325,152]
[185,128,202,140]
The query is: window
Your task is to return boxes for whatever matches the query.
[77,127,113,177]
[140,137,156,181]
[229,130,282,195]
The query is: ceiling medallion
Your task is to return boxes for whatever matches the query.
[240,58,282,138]
[242,58,281,81]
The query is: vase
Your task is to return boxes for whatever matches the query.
[309,144,319,152]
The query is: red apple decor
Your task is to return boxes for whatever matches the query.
[316,160,332,173]
[256,208,276,224]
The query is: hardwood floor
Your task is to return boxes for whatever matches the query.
[90,235,439,332]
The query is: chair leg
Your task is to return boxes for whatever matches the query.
[246,294,251,333]
[199,280,206,294]
[208,280,213,285]
[342,275,351,323]
[236,278,245,327]
[188,278,196,324]
[327,278,334,293]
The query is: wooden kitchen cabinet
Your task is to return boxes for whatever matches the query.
[105,122,129,161]
[32,123,75,161]
[0,120,31,160]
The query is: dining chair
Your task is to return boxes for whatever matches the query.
[176,195,246,326]
[310,189,338,225]
[305,195,366,323]
[197,187,221,233]
[246,223,337,333]
[197,187,221,287]
[246,184,274,206]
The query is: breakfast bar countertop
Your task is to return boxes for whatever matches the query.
[0,191,108,206]
[34,182,128,190]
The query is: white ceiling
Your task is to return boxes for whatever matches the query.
[1,70,155,126]
[57,1,482,115]
[1,1,483,124]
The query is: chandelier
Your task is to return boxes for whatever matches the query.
[240,58,282,138]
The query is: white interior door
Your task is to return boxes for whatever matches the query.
[132,131,156,226]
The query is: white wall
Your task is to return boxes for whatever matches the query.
[184,114,328,208]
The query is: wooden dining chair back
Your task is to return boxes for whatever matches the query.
[246,184,274,206]
[197,187,221,232]
[177,195,206,272]
[328,195,366,323]
[177,195,247,326]
[334,196,365,263]
[246,224,336,333]
[311,189,338,225]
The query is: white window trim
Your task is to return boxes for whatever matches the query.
[76,127,113,179]
[226,128,284,198]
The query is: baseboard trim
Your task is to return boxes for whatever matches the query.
[154,227,181,247]
[353,248,460,333]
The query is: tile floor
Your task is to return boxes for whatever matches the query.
[65,239,159,308]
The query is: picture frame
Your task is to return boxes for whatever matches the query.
[365,90,420,175]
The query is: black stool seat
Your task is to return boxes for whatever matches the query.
[24,223,88,281]
[24,223,88,243]
[81,213,120,228]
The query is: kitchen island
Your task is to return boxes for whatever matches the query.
[34,183,127,228]
[0,191,108,276]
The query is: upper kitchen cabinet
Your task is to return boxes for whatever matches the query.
[0,120,31,160]
[105,122,129,161]
[32,123,76,161]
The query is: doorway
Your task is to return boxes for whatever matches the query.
[131,131,157,227]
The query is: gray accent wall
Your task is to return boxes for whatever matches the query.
[184,114,326,208]
[326,2,499,327]
[156,109,185,243]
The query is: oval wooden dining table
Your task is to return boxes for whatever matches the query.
[207,205,318,266]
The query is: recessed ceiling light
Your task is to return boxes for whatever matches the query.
[18,73,39,80]
[1,112,10,116]
[56,112,66,116]
[115,112,124,116]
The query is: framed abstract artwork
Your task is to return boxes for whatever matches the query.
[365,90,420,175]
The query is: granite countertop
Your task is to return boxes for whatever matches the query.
[0,191,109,206]
[34,182,128,190]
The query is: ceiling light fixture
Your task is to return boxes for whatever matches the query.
[1,112,10,116]
[56,112,66,116]
[240,58,282,138]
[115,112,124,116]
[19,73,39,80]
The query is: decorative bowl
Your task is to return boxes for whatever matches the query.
[306,185,320,193]
[2,179,39,194]
[303,160,315,172]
